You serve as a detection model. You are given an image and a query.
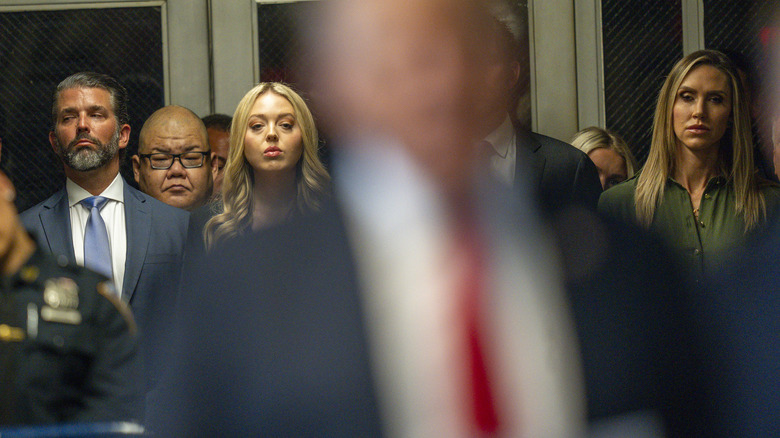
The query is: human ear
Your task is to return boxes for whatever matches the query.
[131,155,141,183]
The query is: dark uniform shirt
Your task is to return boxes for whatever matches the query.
[599,175,780,280]
[0,248,140,425]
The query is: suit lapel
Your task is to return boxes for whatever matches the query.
[515,128,546,193]
[122,182,150,302]
[38,188,75,260]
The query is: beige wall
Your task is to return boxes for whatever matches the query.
[529,0,579,142]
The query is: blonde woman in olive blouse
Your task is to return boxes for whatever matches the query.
[599,50,780,278]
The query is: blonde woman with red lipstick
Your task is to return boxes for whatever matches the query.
[599,50,780,279]
[203,83,330,250]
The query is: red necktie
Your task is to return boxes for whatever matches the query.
[456,217,500,434]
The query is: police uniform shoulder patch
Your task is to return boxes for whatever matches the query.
[43,278,79,309]
[41,277,82,325]
[97,281,137,336]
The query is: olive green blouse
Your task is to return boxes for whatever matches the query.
[598,175,780,279]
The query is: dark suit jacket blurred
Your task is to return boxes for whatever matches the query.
[517,129,603,213]
[691,221,780,437]
[551,205,703,437]
[151,200,382,436]
[153,196,708,436]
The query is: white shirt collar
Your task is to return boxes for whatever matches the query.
[67,173,125,207]
[482,114,514,158]
[332,134,448,228]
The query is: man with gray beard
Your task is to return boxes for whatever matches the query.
[52,120,121,172]
[20,72,189,416]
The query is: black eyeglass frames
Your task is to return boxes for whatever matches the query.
[139,151,210,169]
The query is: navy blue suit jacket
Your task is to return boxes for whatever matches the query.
[151,200,382,436]
[19,179,189,338]
[152,196,706,436]
[691,223,780,437]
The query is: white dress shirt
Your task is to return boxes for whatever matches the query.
[483,114,517,187]
[67,174,126,296]
[333,137,585,437]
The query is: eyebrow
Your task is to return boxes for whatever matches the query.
[248,113,296,120]
[60,105,109,114]
[150,145,209,153]
[678,85,727,95]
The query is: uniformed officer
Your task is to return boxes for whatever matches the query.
[0,170,140,425]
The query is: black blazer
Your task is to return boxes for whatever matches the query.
[516,129,603,213]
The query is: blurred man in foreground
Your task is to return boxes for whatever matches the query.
[773,114,780,179]
[151,0,585,436]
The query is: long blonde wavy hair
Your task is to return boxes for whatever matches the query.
[204,82,330,250]
[635,49,765,231]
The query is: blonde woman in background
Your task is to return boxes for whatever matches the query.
[599,50,780,278]
[204,82,330,250]
[571,127,637,190]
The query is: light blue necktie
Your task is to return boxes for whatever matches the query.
[81,196,112,279]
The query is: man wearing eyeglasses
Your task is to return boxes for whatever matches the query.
[19,72,189,412]
[133,106,217,211]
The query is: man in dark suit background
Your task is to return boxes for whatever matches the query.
[19,72,188,399]
[477,0,602,213]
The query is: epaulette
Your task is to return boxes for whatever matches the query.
[96,282,137,337]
